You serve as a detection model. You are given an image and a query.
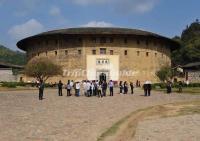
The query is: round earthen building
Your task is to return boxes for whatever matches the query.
[17,27,179,83]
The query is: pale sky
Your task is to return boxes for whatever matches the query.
[0,0,199,50]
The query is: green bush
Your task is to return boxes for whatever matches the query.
[1,82,17,88]
[152,83,166,89]
[1,82,29,88]
[188,83,200,87]
[17,82,26,86]
[152,82,200,89]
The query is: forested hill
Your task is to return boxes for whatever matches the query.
[0,45,26,66]
[172,19,200,66]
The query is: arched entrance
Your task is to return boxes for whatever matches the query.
[99,73,106,82]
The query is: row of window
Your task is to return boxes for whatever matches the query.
[37,37,163,46]
[36,49,165,58]
[96,59,110,65]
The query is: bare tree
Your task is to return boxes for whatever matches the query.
[25,57,63,82]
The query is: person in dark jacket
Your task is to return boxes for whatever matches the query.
[143,82,148,96]
[147,83,152,96]
[102,81,107,97]
[38,80,45,100]
[119,81,123,94]
[130,82,134,94]
[178,81,183,93]
[123,81,128,94]
[58,80,63,96]
[166,81,172,94]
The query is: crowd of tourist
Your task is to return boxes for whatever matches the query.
[38,79,145,100]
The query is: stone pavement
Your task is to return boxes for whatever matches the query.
[0,88,199,141]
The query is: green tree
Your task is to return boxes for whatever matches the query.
[171,20,200,66]
[156,66,172,82]
[25,57,63,82]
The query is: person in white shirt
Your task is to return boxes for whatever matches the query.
[75,82,80,96]
[66,80,71,96]
[70,80,74,88]
[86,81,91,97]
[82,80,87,96]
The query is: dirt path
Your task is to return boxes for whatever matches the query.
[99,101,200,141]
[0,88,199,141]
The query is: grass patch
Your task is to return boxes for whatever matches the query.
[97,117,127,141]
[97,106,156,141]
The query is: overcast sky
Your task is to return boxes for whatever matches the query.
[0,0,199,50]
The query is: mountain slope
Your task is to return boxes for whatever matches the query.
[0,45,26,65]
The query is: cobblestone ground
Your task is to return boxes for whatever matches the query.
[0,88,199,141]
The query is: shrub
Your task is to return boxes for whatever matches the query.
[1,82,17,88]
[152,82,200,89]
[152,83,166,89]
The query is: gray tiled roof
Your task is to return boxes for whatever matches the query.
[17,27,179,51]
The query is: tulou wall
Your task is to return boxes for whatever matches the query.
[22,34,172,84]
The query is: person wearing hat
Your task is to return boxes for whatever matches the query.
[147,81,152,96]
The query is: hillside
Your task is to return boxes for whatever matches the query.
[0,45,26,66]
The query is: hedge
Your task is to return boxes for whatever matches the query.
[152,82,200,89]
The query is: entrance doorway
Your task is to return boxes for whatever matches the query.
[96,70,109,82]
[99,73,106,82]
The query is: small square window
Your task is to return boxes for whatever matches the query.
[146,52,149,57]
[78,50,82,55]
[124,50,128,55]
[110,50,113,55]
[65,50,68,55]
[92,50,96,55]
[137,51,140,56]
[100,48,106,54]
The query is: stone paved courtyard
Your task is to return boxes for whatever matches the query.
[0,88,200,141]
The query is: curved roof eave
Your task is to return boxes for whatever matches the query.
[17,27,180,51]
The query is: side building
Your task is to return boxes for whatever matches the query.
[0,62,24,82]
